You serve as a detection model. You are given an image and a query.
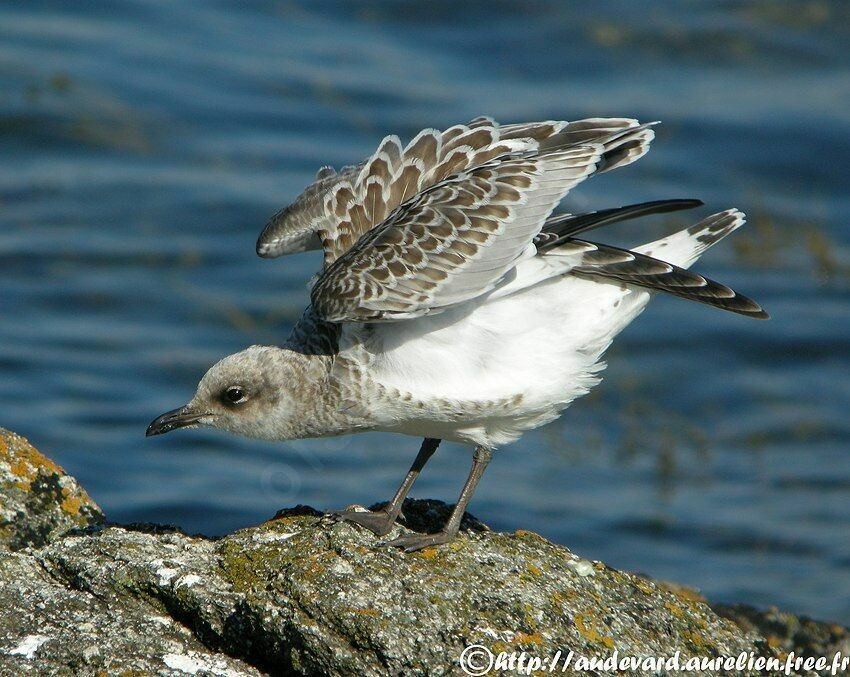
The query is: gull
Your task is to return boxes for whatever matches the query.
[147,116,767,552]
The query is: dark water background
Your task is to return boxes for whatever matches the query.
[2,1,849,622]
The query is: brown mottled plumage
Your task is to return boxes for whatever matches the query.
[256,116,654,259]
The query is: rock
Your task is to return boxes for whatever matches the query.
[0,429,847,675]
[5,508,776,676]
[713,603,850,666]
[0,547,263,676]
[0,427,103,551]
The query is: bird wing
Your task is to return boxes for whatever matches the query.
[256,117,654,258]
[561,238,767,318]
[314,124,524,269]
[535,209,768,319]
[310,143,613,323]
[256,164,357,257]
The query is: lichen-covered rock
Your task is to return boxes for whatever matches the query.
[5,506,778,676]
[714,603,850,665]
[1,431,847,675]
[0,547,262,676]
[0,427,103,551]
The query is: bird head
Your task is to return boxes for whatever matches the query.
[146,345,294,440]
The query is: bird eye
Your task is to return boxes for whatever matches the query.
[224,386,247,404]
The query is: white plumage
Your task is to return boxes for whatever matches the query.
[366,210,746,448]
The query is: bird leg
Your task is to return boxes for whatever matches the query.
[385,445,492,552]
[332,437,440,536]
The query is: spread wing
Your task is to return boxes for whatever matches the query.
[256,117,654,259]
[310,144,608,323]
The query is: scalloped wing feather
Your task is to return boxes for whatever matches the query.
[313,118,654,267]
[311,144,606,323]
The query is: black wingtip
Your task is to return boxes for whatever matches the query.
[734,306,770,320]
[680,198,705,208]
[537,198,706,250]
[731,290,770,320]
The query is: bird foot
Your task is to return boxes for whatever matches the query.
[330,508,397,537]
[384,530,456,553]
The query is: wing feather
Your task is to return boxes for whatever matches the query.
[311,145,607,323]
[535,199,705,250]
[258,117,655,259]
[569,239,768,318]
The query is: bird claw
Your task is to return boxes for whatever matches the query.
[383,530,456,553]
[330,508,397,537]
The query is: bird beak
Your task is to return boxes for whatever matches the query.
[146,406,207,437]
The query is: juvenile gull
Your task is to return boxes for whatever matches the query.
[147,116,767,552]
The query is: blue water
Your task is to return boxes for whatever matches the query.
[2,1,849,623]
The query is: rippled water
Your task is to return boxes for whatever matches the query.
[2,1,849,622]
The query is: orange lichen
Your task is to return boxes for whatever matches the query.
[634,578,654,595]
[10,459,33,479]
[415,548,438,560]
[514,631,544,646]
[61,496,84,515]
[657,579,707,603]
[574,613,615,649]
[2,433,63,478]
[1,429,101,524]
[513,530,549,546]
[673,587,706,603]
